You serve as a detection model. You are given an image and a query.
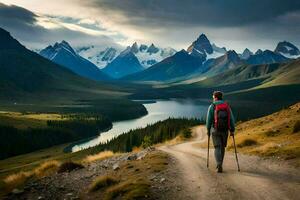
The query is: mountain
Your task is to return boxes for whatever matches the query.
[201,50,244,76]
[0,28,108,98]
[187,34,226,62]
[76,46,120,68]
[274,41,300,59]
[255,49,263,55]
[246,50,289,65]
[129,42,176,68]
[40,41,110,81]
[123,50,203,81]
[102,47,144,78]
[240,48,253,59]
[193,59,300,88]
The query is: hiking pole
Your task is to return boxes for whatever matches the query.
[232,134,240,172]
[207,134,210,168]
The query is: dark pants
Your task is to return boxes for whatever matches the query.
[211,130,228,166]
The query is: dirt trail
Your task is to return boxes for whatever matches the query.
[159,126,300,200]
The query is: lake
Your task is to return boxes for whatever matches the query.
[72,99,210,152]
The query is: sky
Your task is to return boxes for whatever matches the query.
[0,0,299,52]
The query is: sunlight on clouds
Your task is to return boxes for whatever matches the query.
[36,16,61,29]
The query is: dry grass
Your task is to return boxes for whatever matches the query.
[34,160,60,178]
[85,151,169,199]
[293,120,300,133]
[104,179,150,200]
[3,160,60,192]
[83,151,115,163]
[89,175,119,192]
[237,139,258,148]
[227,102,300,163]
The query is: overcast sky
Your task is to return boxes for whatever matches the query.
[0,0,299,52]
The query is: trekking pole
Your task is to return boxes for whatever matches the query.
[207,135,210,168]
[232,134,240,172]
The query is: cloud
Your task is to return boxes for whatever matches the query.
[87,0,300,28]
[0,3,123,49]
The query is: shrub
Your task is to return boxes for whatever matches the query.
[237,139,257,148]
[293,120,300,133]
[57,161,84,173]
[141,136,152,149]
[89,175,119,192]
[182,128,192,138]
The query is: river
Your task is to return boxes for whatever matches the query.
[72,99,210,152]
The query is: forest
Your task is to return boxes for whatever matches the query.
[0,114,112,159]
[88,118,203,154]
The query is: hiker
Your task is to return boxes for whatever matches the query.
[206,91,235,173]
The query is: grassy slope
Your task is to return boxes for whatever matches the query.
[227,102,300,166]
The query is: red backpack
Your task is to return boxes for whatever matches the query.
[213,102,231,132]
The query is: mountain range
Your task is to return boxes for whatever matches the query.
[40,41,110,81]
[122,34,299,82]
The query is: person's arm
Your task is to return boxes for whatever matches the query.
[206,104,214,135]
[229,107,235,135]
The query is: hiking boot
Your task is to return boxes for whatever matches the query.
[216,165,223,173]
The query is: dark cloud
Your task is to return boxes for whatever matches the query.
[0,3,120,49]
[88,0,300,27]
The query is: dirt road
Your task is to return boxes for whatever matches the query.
[159,126,300,200]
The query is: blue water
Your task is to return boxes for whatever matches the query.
[72,99,209,152]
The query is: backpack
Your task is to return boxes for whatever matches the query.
[213,102,231,132]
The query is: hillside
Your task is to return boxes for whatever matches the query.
[228,102,300,165]
[0,28,146,121]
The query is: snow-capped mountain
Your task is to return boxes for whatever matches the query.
[40,41,110,81]
[274,41,300,59]
[240,48,253,60]
[127,42,176,68]
[187,34,227,62]
[76,46,120,68]
[102,47,144,78]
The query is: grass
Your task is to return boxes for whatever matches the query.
[104,179,150,200]
[227,102,300,165]
[83,151,116,163]
[237,139,257,148]
[89,175,119,192]
[3,160,60,193]
[293,120,300,133]
[85,151,169,199]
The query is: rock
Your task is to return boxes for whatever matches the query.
[127,154,137,160]
[12,188,24,195]
[160,178,166,183]
[113,163,120,170]
[147,165,151,169]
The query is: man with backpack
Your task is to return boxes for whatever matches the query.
[206,91,235,173]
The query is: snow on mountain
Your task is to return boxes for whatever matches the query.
[128,42,177,68]
[274,41,300,59]
[76,46,120,68]
[187,34,227,62]
[40,41,110,81]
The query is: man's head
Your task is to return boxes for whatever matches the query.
[213,91,223,101]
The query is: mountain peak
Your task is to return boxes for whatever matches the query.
[187,33,213,57]
[131,42,139,53]
[240,48,253,59]
[147,43,159,54]
[274,41,300,58]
